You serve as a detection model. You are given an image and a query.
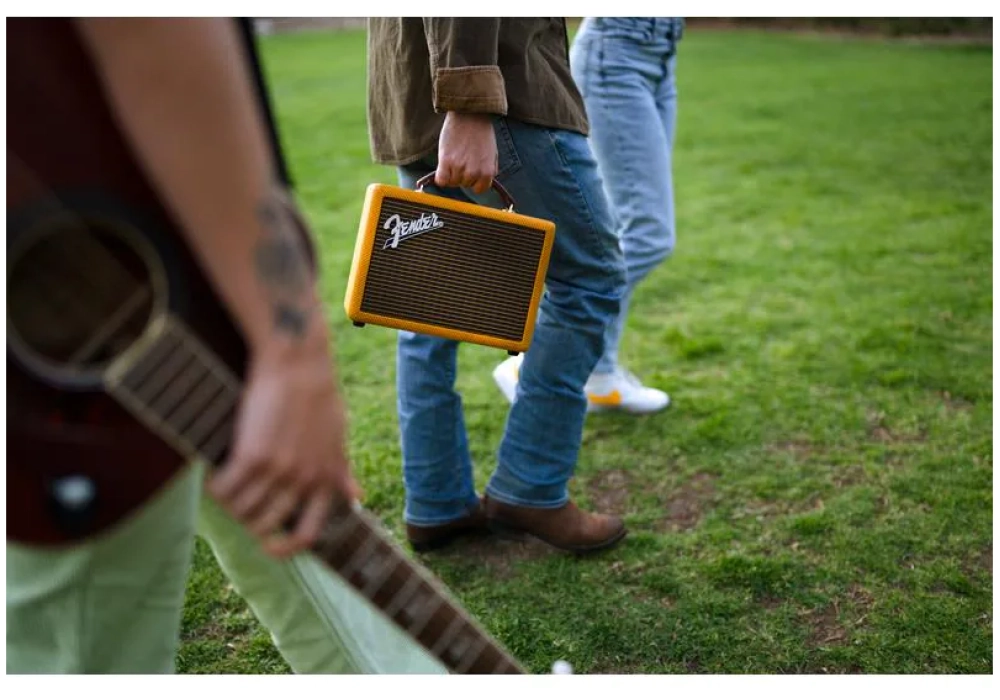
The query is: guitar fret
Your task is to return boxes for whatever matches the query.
[198,412,236,465]
[164,376,223,437]
[358,552,398,600]
[315,513,361,561]
[402,592,445,640]
[121,329,182,391]
[452,634,490,674]
[429,615,468,658]
[340,530,380,582]
[131,340,193,405]
[148,360,208,422]
[383,571,425,620]
[186,390,236,450]
[172,319,241,395]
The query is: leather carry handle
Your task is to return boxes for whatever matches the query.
[415,172,516,212]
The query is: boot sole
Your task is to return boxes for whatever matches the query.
[487,519,628,555]
[408,523,494,553]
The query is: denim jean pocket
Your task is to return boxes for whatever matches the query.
[493,117,523,181]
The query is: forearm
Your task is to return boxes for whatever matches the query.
[75,18,325,355]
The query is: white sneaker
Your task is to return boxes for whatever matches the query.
[492,357,670,414]
[492,354,523,403]
[584,367,671,414]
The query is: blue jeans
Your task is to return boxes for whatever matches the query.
[396,119,626,525]
[571,17,683,374]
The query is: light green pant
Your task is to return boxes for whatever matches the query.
[6,464,445,674]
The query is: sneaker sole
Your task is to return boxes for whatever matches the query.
[587,396,671,414]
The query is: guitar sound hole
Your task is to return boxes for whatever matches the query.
[7,216,163,388]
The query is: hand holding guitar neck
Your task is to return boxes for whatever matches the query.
[207,205,361,558]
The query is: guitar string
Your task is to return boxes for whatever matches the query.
[148,328,521,671]
[109,300,522,674]
[452,634,491,674]
[9,152,525,675]
[147,361,212,426]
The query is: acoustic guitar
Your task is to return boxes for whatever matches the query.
[7,18,548,675]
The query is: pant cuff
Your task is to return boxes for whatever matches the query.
[485,471,569,510]
[403,496,481,527]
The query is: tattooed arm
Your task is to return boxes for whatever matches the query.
[76,18,359,557]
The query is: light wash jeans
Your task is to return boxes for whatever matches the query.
[396,118,626,525]
[7,463,444,674]
[571,17,683,375]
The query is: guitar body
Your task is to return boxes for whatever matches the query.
[6,18,247,546]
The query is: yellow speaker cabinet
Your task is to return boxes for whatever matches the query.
[345,175,556,355]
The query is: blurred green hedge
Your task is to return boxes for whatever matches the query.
[684,17,992,37]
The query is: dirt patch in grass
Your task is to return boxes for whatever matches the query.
[832,464,867,487]
[866,410,927,444]
[940,391,975,412]
[804,602,848,647]
[436,535,552,581]
[847,583,876,610]
[587,469,633,515]
[962,542,993,577]
[770,439,817,460]
[801,584,876,649]
[979,544,992,574]
[657,473,717,532]
[758,595,786,611]
[734,494,827,521]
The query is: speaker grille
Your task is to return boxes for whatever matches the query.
[359,197,546,341]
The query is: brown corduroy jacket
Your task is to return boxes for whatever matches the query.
[366,18,590,166]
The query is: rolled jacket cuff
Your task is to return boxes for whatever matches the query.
[432,65,508,114]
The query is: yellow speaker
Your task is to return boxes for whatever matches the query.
[345,175,555,355]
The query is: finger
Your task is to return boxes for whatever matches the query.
[225,476,273,520]
[336,471,363,504]
[265,489,332,558]
[208,452,257,503]
[434,164,457,189]
[247,486,300,539]
[325,456,362,503]
[457,169,478,189]
[470,173,493,195]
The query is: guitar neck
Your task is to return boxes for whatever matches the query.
[104,315,524,674]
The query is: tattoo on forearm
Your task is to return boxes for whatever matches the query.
[254,189,313,338]
[273,302,309,336]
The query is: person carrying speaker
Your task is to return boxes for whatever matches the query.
[366,18,629,554]
[493,17,683,415]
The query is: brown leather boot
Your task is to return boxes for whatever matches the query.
[405,501,491,552]
[483,495,627,553]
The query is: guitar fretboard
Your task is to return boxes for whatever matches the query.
[104,316,523,674]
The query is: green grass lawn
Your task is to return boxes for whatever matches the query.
[176,28,993,674]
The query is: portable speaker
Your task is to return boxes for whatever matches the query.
[344,174,556,355]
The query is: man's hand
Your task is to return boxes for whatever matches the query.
[208,338,361,559]
[205,190,361,559]
[435,112,498,194]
